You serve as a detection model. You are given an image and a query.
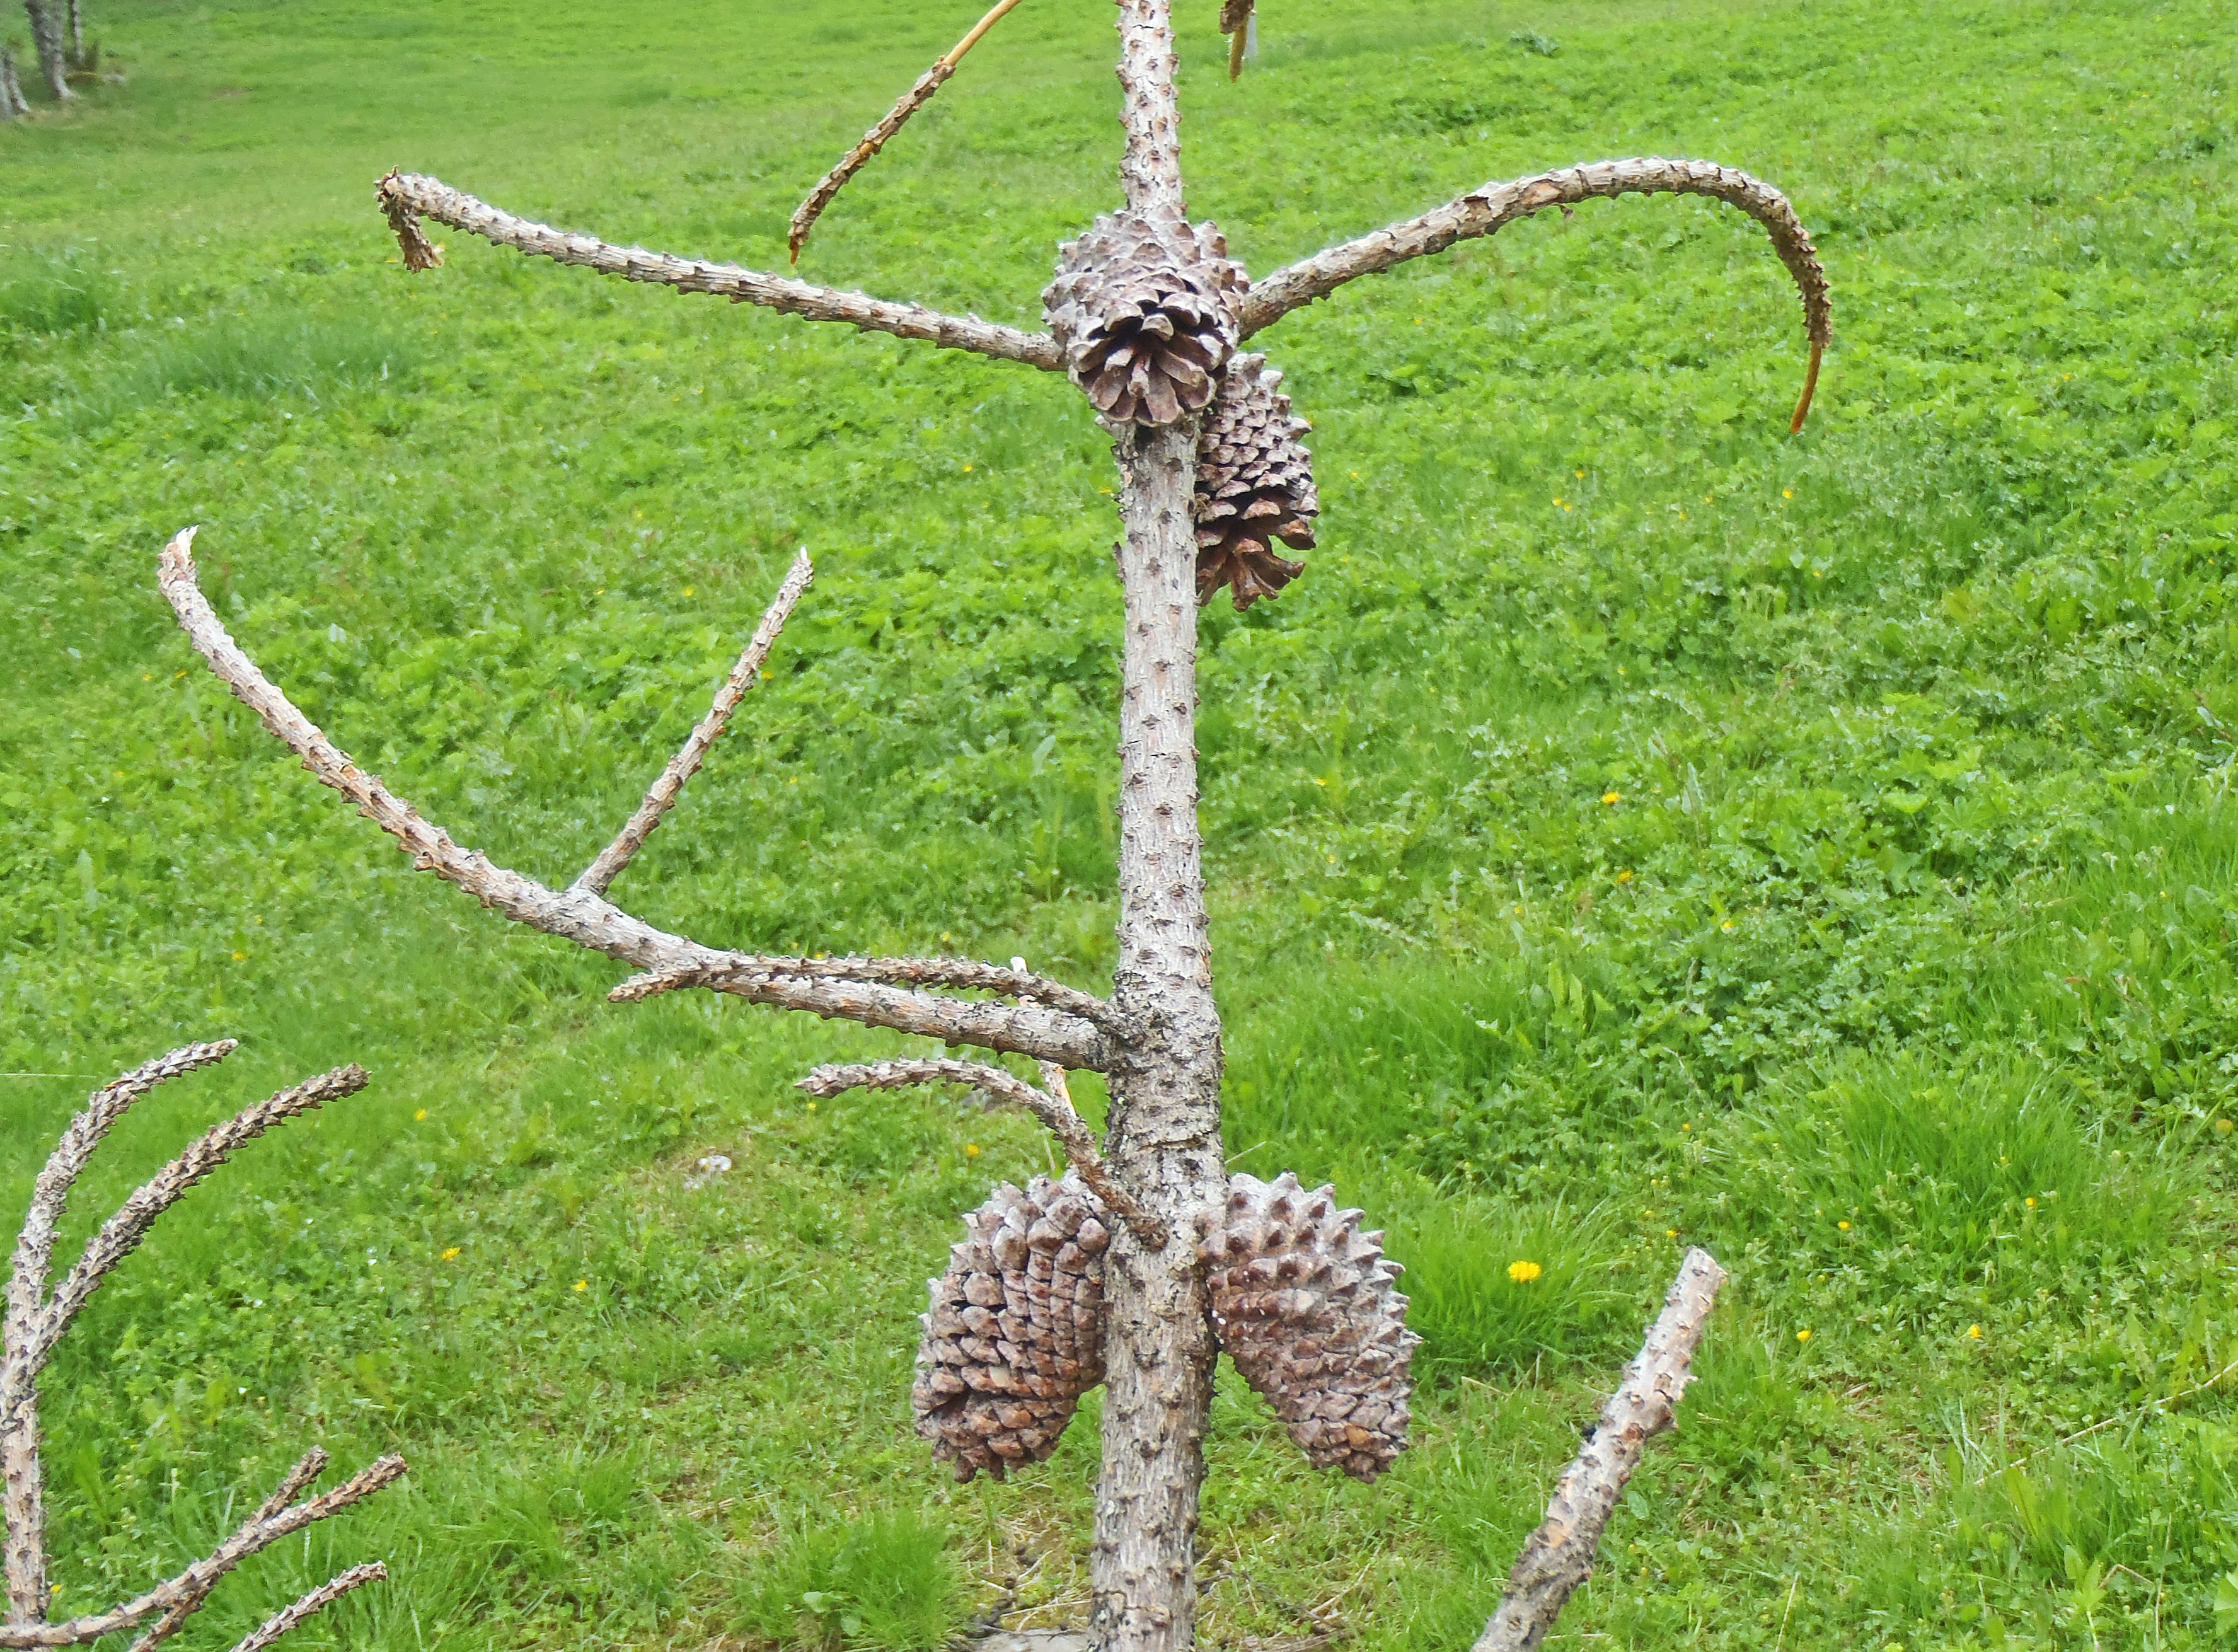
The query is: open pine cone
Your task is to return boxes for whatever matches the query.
[1194,353,1318,609]
[1044,214,1246,426]
[1200,1172,1419,1481]
[912,1175,1110,1481]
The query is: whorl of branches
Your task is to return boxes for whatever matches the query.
[0,1043,401,1649]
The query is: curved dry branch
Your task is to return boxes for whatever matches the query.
[574,550,814,898]
[1238,157,1832,430]
[613,953,1136,1042]
[799,1056,1167,1244]
[788,0,1028,263]
[376,171,1064,373]
[1474,1247,1726,1652]
[0,1456,405,1649]
[156,529,1109,1073]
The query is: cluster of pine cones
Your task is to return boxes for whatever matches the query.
[913,1172,1417,1484]
[1042,213,1321,611]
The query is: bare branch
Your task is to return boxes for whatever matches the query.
[800,1057,1167,1245]
[611,953,1136,1042]
[156,529,1109,1072]
[36,1068,369,1367]
[573,550,814,898]
[788,0,1027,263]
[3,1041,238,1624]
[0,1452,404,1649]
[1236,158,1831,431]
[124,1452,330,1652]
[375,171,1064,373]
[1474,1247,1726,1652]
[223,1563,387,1652]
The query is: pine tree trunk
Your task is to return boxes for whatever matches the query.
[1090,4,1222,1648]
[21,0,72,100]
[64,0,81,71]
[1093,416,1226,1652]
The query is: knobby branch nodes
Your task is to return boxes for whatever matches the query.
[0,1042,402,1651]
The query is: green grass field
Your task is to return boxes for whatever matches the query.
[4,0,2236,1646]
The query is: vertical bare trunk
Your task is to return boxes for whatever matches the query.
[0,1367,45,1624]
[63,0,81,71]
[1090,8,1222,1650]
[21,0,70,100]
[1094,415,1226,1652]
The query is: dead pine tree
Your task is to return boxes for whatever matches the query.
[154,2,1831,1646]
[0,1041,404,1651]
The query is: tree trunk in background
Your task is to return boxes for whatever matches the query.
[0,44,28,118]
[64,0,82,71]
[21,0,71,100]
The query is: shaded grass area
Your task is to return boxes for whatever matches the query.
[3,0,2237,1647]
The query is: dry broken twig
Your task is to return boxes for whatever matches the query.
[0,1043,401,1649]
[1238,157,1831,430]
[158,528,1110,1073]
[574,549,814,896]
[799,1056,1168,1245]
[789,0,1029,262]
[1474,1247,1726,1652]
[376,170,1063,371]
[222,1563,388,1652]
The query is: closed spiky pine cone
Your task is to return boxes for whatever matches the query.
[1043,214,1246,427]
[1193,353,1318,609]
[912,1175,1111,1482]
[1201,1172,1419,1481]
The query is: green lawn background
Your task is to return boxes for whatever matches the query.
[3,0,2236,1646]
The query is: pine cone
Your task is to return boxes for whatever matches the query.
[1044,214,1246,427]
[1202,1172,1419,1481]
[1193,353,1317,609]
[912,1175,1110,1482]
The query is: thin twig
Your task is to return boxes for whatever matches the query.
[223,1563,387,1652]
[1474,1248,1726,1652]
[788,0,1027,263]
[611,954,1136,1042]
[156,529,1109,1073]
[4,1041,238,1626]
[799,1057,1168,1245]
[36,1067,369,1366]
[0,1452,403,1648]
[1238,158,1831,430]
[574,551,814,896]
[1971,1354,2238,1486]
[376,171,1063,372]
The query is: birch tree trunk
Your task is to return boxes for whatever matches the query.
[21,0,70,101]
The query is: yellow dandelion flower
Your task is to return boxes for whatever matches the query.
[573,1279,587,1292]
[440,1247,461,1261]
[2024,1196,2036,1209]
[966,1143,981,1158]
[1574,468,1585,479]
[1681,1121,1692,1131]
[1507,1259,1543,1284]
[806,1100,818,1112]
[1616,870,1633,884]
[1796,1329,1811,1343]
[1665,1228,1678,1239]
[1720,920,1735,932]
[1782,488,1794,499]
[1966,1324,1983,1340]
[1837,1220,1850,1231]
[231,951,247,962]
[962,463,974,473]
[682,587,694,598]
[1602,790,1622,805]
[414,1109,428,1122]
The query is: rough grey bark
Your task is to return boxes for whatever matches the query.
[1474,1249,1727,1652]
[0,1046,401,1650]
[376,171,1063,371]
[61,0,79,71]
[20,0,68,101]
